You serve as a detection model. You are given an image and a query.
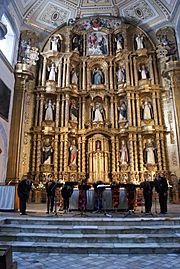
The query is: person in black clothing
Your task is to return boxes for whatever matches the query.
[155,173,168,214]
[45,174,56,214]
[61,183,74,213]
[140,176,154,213]
[18,174,32,215]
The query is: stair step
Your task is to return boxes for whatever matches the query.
[1,241,180,254]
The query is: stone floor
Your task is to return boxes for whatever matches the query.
[13,253,180,269]
[1,202,180,268]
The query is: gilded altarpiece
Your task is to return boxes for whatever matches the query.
[7,17,180,185]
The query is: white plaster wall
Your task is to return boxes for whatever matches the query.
[0,58,15,183]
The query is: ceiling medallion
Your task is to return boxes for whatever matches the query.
[51,12,60,21]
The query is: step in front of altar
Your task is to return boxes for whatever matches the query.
[0,217,180,254]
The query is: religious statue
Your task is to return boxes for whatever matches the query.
[72,35,80,51]
[47,63,57,81]
[50,35,61,52]
[92,67,104,85]
[116,66,126,84]
[115,34,124,50]
[120,140,129,164]
[69,140,77,167]
[45,99,54,121]
[141,99,153,120]
[143,139,157,165]
[138,64,150,80]
[118,101,127,121]
[71,68,78,84]
[92,102,105,122]
[42,138,53,165]
[135,34,144,50]
[69,100,78,122]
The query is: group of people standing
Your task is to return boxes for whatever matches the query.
[17,172,168,216]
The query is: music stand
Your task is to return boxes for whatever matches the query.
[97,185,112,218]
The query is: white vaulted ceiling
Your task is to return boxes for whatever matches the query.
[11,0,180,33]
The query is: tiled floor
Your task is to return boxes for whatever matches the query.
[13,253,180,269]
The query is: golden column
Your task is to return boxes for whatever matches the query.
[35,93,40,126]
[152,92,158,125]
[78,136,81,173]
[32,134,37,173]
[61,94,65,127]
[110,96,114,128]
[156,132,162,171]
[66,58,70,87]
[160,132,167,171]
[136,95,141,127]
[111,137,116,173]
[64,134,68,172]
[82,61,86,91]
[7,68,32,179]
[127,93,132,126]
[149,55,154,85]
[65,94,69,127]
[157,92,163,125]
[82,96,85,129]
[129,133,134,171]
[134,134,138,172]
[109,61,113,90]
[54,134,59,177]
[36,133,41,173]
[138,134,144,172]
[132,93,136,126]
[116,137,120,174]
[59,134,64,173]
[133,58,138,86]
[114,96,118,129]
[82,136,86,174]
[125,56,130,86]
[58,58,63,87]
[41,57,47,86]
[62,58,67,88]
[130,56,134,86]
[39,94,44,126]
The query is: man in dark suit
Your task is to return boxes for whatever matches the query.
[155,173,168,214]
[45,174,56,214]
[18,174,32,215]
